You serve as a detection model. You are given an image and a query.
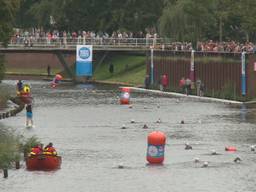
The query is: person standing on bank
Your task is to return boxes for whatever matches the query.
[26,104,33,127]
[161,74,168,91]
[47,65,51,76]
[109,63,114,74]
[185,78,192,95]
[144,75,150,89]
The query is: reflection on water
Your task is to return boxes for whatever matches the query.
[1,80,256,192]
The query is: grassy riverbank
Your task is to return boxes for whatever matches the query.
[93,54,146,86]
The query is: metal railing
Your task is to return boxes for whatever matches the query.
[8,37,172,49]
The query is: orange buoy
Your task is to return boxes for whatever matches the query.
[120,87,131,105]
[225,146,237,152]
[121,87,130,93]
[55,74,63,81]
[147,131,166,164]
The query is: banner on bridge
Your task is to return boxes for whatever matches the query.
[76,45,93,76]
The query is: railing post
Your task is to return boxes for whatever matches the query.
[190,50,195,82]
[241,51,246,96]
[150,48,154,85]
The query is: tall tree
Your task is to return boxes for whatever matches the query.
[0,0,20,46]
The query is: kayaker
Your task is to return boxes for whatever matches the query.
[43,142,57,155]
[29,144,43,156]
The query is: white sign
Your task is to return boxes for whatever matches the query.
[76,45,93,62]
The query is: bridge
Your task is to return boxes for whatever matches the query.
[4,37,171,52]
[2,37,168,82]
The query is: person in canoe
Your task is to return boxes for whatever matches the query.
[43,142,57,156]
[29,144,43,156]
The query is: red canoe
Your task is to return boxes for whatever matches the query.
[26,154,62,171]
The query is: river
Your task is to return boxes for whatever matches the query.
[1,80,256,192]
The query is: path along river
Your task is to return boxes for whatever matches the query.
[1,80,256,192]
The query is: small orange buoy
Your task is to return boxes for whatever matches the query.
[120,87,131,105]
[225,146,237,152]
[147,131,166,164]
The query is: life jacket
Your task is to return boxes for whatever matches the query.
[43,146,57,155]
[30,146,42,156]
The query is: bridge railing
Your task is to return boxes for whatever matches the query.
[8,37,172,49]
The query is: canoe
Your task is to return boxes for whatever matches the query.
[26,154,62,171]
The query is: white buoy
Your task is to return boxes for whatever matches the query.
[130,119,135,123]
[121,124,126,129]
[250,145,255,151]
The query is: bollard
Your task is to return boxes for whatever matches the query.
[2,113,5,119]
[15,161,20,169]
[147,131,166,164]
[3,169,8,178]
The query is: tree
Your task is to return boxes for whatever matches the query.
[0,0,19,82]
[160,0,216,45]
[0,0,20,46]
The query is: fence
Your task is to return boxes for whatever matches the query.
[8,37,172,49]
[147,50,256,100]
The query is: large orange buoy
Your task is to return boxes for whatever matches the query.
[225,146,237,152]
[147,131,166,164]
[120,87,130,105]
[55,74,63,81]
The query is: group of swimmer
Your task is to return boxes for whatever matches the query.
[29,142,57,156]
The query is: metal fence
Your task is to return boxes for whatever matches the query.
[8,37,172,49]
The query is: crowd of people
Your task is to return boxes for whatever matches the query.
[9,29,256,53]
[162,41,256,53]
[10,28,159,46]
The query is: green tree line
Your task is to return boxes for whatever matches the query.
[2,0,256,43]
[13,0,256,43]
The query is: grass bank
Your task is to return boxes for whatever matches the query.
[93,54,146,86]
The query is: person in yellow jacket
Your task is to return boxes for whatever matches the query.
[43,142,57,155]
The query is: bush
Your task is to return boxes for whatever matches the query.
[0,127,21,169]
